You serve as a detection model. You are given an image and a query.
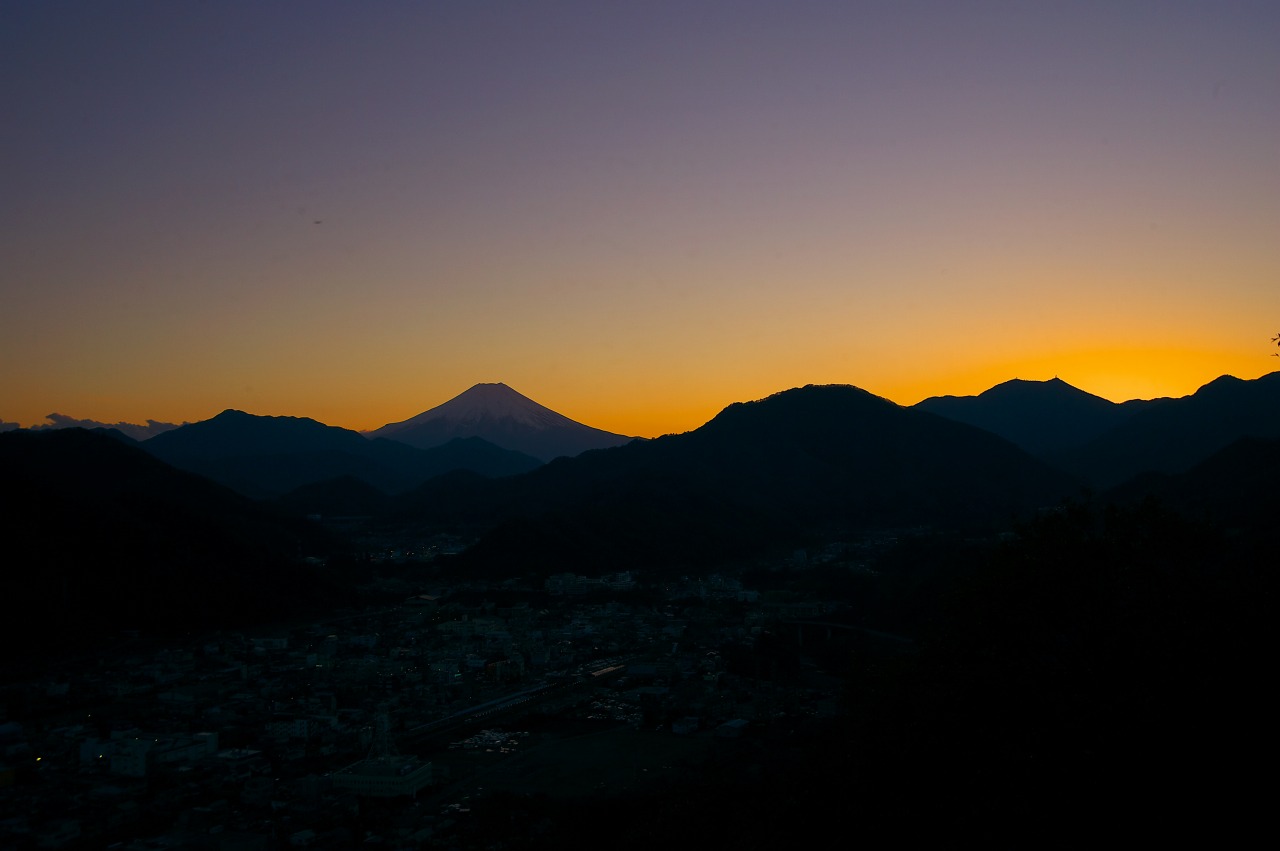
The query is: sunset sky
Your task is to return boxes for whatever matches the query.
[3,1,1278,438]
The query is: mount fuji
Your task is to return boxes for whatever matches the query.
[369,383,636,462]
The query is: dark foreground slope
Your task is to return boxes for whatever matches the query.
[444,384,1076,575]
[460,495,1272,849]
[0,429,349,662]
[1105,435,1280,528]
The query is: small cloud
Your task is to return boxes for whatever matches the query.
[0,420,20,432]
[34,413,185,441]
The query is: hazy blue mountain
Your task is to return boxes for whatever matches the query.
[1051,372,1280,487]
[273,474,397,518]
[144,409,369,458]
[368,382,635,461]
[142,409,541,497]
[915,377,1132,456]
[437,384,1077,574]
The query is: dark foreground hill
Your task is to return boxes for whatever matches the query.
[0,429,350,662]
[1105,435,1280,529]
[442,493,1273,848]
[438,384,1078,575]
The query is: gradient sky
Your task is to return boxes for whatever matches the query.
[4,1,1278,438]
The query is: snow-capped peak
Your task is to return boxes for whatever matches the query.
[368,383,634,461]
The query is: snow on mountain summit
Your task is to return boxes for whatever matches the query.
[410,383,582,430]
[369,383,634,461]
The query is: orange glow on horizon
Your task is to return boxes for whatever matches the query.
[5,349,1277,440]
[3,6,1278,441]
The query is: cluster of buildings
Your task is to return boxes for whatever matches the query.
[1,561,863,849]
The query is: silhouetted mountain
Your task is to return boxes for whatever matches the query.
[442,384,1076,574]
[0,428,347,657]
[368,382,635,461]
[1051,371,1280,487]
[916,377,1131,456]
[143,409,542,497]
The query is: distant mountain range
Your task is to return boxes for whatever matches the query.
[8,372,1280,579]
[1047,373,1280,487]
[142,408,542,498]
[36,384,633,499]
[4,368,1279,664]
[367,382,636,462]
[13,373,1278,492]
[916,371,1280,487]
[421,384,1078,573]
[0,412,183,440]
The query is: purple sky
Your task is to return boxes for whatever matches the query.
[4,1,1279,436]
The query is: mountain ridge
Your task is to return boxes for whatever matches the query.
[914,376,1133,456]
[1048,370,1280,487]
[142,408,542,497]
[438,383,1078,575]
